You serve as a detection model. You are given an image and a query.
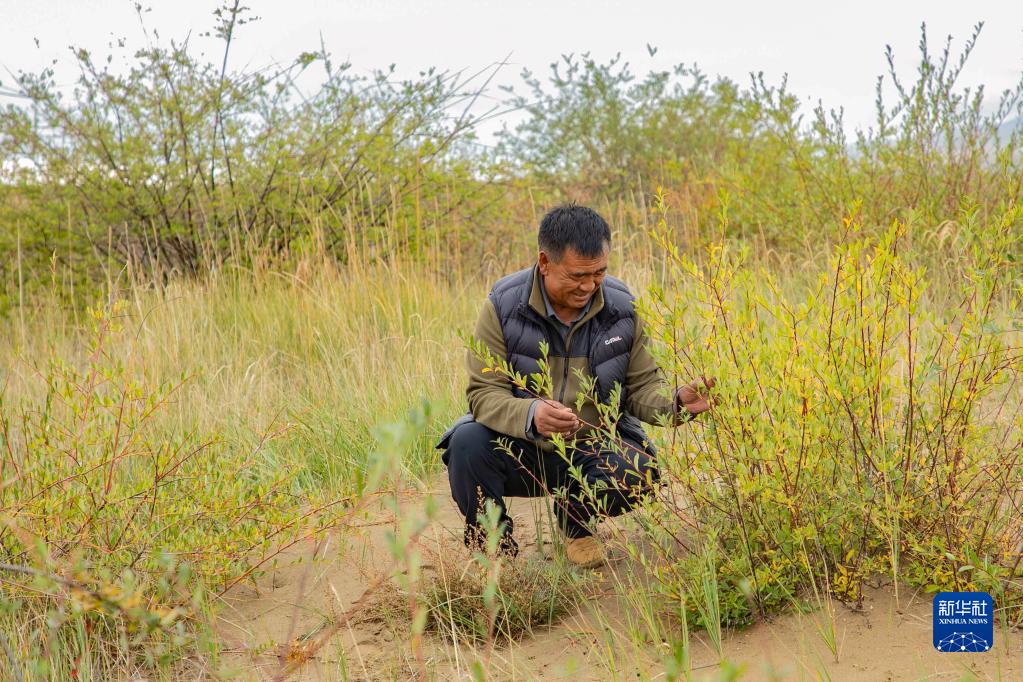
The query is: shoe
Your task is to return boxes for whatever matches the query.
[565,535,605,568]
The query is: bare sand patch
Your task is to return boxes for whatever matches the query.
[215,479,1023,681]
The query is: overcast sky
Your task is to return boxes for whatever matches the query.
[2,0,1021,141]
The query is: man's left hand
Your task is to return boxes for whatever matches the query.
[676,377,715,418]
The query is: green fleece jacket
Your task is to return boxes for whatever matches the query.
[466,266,680,447]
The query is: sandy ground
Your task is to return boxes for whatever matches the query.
[215,478,1023,681]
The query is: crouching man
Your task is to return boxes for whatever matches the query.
[437,204,713,567]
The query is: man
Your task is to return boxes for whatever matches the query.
[437,204,713,567]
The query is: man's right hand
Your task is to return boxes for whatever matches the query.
[532,400,581,438]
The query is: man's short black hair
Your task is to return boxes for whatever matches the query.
[538,204,611,261]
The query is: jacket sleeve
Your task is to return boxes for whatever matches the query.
[624,314,686,426]
[466,299,537,439]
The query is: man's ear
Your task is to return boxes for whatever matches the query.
[538,250,550,276]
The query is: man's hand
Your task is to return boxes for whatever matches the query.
[533,399,581,438]
[676,376,716,418]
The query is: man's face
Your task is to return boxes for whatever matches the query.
[538,245,609,313]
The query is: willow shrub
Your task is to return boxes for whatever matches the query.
[498,24,1023,266]
[633,201,1023,628]
[0,1,496,313]
[0,302,351,671]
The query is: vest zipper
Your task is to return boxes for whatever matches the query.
[558,336,571,404]
[555,305,607,405]
[559,321,583,405]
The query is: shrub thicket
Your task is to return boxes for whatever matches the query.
[631,199,1023,628]
[3,16,1020,312]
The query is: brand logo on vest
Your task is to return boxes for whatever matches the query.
[604,336,623,346]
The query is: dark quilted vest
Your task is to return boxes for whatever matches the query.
[489,267,651,449]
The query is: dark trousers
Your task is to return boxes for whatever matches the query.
[444,421,658,540]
